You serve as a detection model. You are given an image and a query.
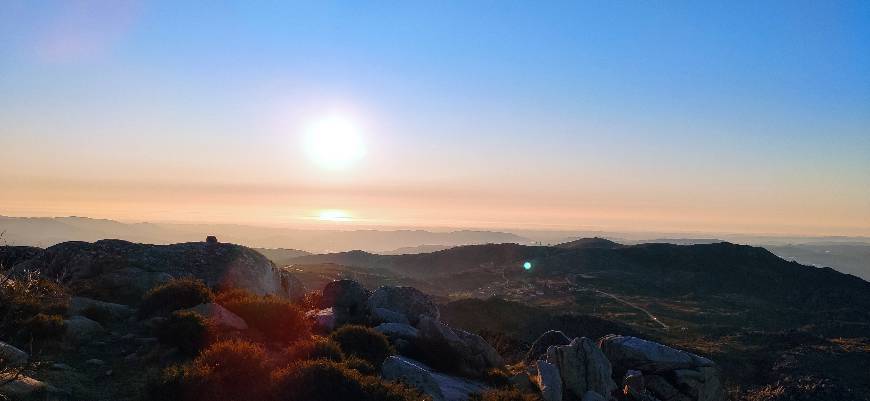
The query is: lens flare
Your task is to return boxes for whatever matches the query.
[523,261,532,270]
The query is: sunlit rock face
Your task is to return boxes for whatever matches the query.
[11,239,304,304]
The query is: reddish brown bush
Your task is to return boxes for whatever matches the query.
[283,336,344,363]
[218,289,310,344]
[271,359,423,401]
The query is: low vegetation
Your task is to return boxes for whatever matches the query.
[138,277,214,318]
[156,310,212,356]
[329,325,393,367]
[217,288,311,344]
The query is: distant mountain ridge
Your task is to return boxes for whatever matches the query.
[0,216,528,252]
[288,239,870,318]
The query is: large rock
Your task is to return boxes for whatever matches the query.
[305,308,336,333]
[645,375,691,401]
[525,330,572,364]
[320,280,370,325]
[64,315,105,344]
[382,356,488,401]
[371,307,410,325]
[69,297,134,320]
[598,335,713,374]
[182,303,248,330]
[545,337,616,400]
[417,316,504,377]
[375,323,419,340]
[0,374,48,399]
[368,286,439,326]
[533,360,562,401]
[582,391,607,401]
[12,240,304,304]
[0,341,28,366]
[672,367,724,401]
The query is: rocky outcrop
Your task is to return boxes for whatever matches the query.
[182,303,248,330]
[599,335,713,373]
[599,335,722,401]
[525,330,572,364]
[546,337,617,400]
[12,240,304,304]
[64,315,105,344]
[320,279,370,325]
[382,356,488,401]
[0,341,28,366]
[368,286,439,326]
[69,297,133,320]
[533,360,563,401]
[372,307,410,325]
[417,316,504,377]
[375,323,419,340]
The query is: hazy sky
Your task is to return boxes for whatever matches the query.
[1,1,869,235]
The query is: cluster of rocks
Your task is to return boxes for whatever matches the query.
[309,279,504,401]
[521,331,723,401]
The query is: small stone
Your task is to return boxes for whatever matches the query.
[85,358,105,366]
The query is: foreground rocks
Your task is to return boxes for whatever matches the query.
[0,341,28,366]
[417,316,505,377]
[367,286,440,325]
[546,337,617,400]
[599,335,723,401]
[321,279,370,325]
[382,356,488,401]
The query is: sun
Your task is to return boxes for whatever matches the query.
[303,115,366,170]
[318,209,352,222]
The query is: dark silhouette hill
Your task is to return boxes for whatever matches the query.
[289,240,870,320]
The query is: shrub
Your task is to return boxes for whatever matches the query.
[156,310,211,356]
[470,388,544,401]
[219,289,310,344]
[139,278,214,318]
[330,325,393,367]
[482,367,512,388]
[21,313,65,341]
[190,339,271,400]
[0,273,69,340]
[284,336,344,363]
[143,340,272,401]
[271,359,423,401]
[301,290,323,310]
[143,365,189,401]
[342,356,376,375]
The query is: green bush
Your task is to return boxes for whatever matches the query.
[139,278,214,318]
[284,336,344,363]
[271,359,423,401]
[156,310,211,356]
[218,289,310,344]
[470,388,544,401]
[330,325,393,368]
[21,313,65,341]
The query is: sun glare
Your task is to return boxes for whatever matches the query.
[303,115,366,170]
[318,209,352,222]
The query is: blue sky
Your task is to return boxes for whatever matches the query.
[1,1,868,234]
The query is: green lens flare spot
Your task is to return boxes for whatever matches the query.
[523,261,532,270]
